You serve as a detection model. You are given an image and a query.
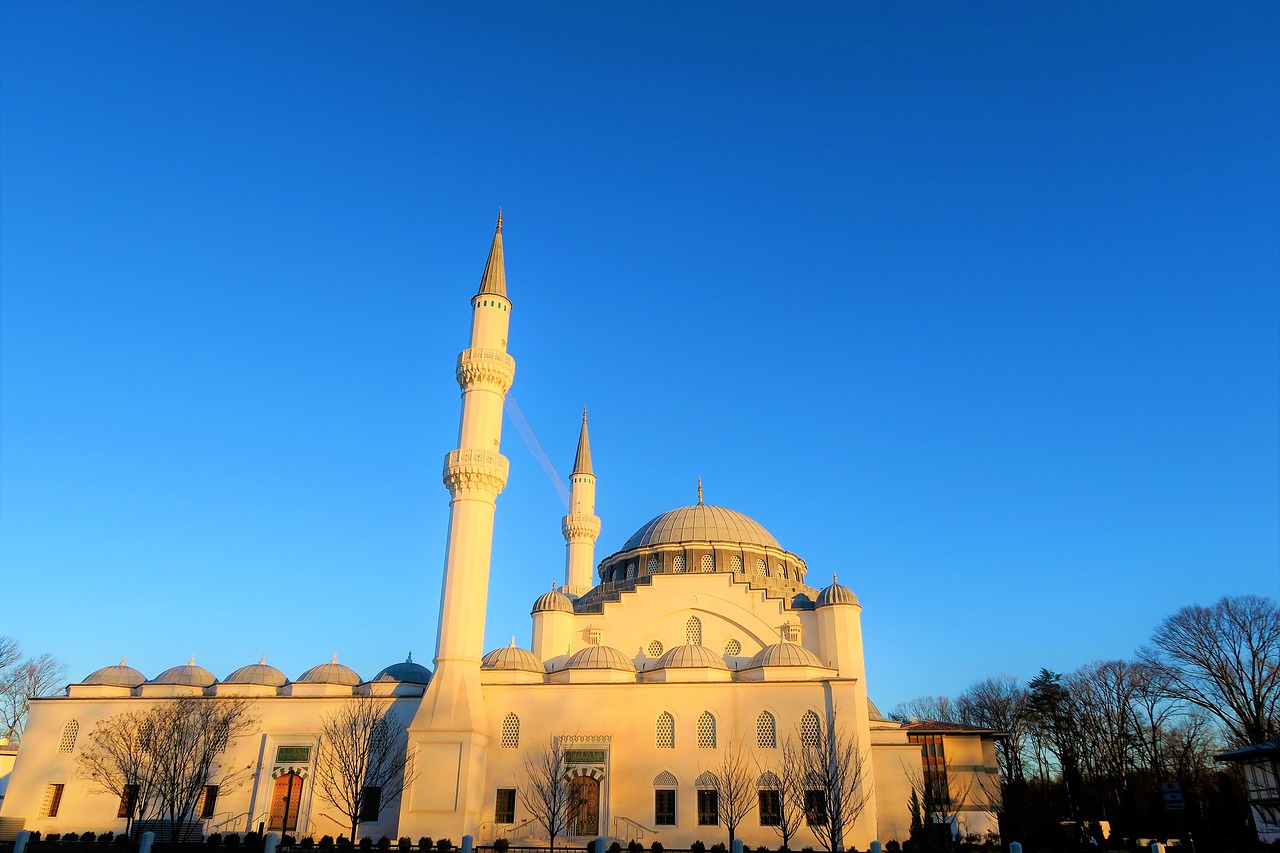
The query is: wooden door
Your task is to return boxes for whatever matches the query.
[569,776,599,836]
[268,774,304,833]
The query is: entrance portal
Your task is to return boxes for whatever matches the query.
[268,773,304,833]
[569,776,599,836]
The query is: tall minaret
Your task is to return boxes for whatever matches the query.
[407,213,514,837]
[561,410,601,597]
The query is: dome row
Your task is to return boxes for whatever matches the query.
[80,655,431,689]
[480,642,825,675]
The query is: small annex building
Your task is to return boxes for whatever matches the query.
[1,219,1003,849]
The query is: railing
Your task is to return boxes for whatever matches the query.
[611,816,657,843]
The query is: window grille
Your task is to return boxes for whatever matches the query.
[648,640,664,657]
[58,720,79,753]
[673,555,686,573]
[627,561,637,579]
[695,770,719,787]
[730,555,744,574]
[686,616,702,645]
[697,789,719,825]
[647,555,659,574]
[370,719,390,754]
[758,790,781,826]
[755,559,767,576]
[780,566,789,579]
[42,783,64,818]
[697,712,716,749]
[757,771,781,789]
[801,711,821,747]
[725,639,742,656]
[656,712,675,749]
[804,790,827,825]
[756,712,777,749]
[654,771,678,786]
[195,785,219,819]
[654,789,676,825]
[495,788,516,824]
[501,713,520,749]
[701,554,715,572]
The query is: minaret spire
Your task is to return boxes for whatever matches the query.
[562,409,601,596]
[477,210,506,297]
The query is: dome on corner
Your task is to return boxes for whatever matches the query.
[622,504,781,550]
[746,642,825,669]
[481,646,544,674]
[532,588,574,613]
[297,658,361,686]
[816,581,858,607]
[83,662,147,688]
[150,661,217,687]
[371,657,432,684]
[655,644,729,670]
[561,645,636,672]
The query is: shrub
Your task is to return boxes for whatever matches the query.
[359,840,372,851]
[225,835,242,848]
[709,845,726,853]
[337,838,352,851]
[378,838,391,851]
[301,839,316,850]
[101,834,116,845]
[417,840,432,852]
[691,842,706,853]
[610,843,623,853]
[397,840,411,852]
[47,834,62,843]
[282,836,297,848]
[319,837,335,850]
[628,842,643,853]
[435,840,453,853]
[244,833,262,848]
[82,832,97,844]
[208,834,224,846]
[116,836,132,846]
[649,844,663,853]
[757,847,771,853]
[29,833,42,842]
[493,841,509,853]
[885,843,899,853]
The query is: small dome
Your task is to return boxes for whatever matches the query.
[623,504,781,550]
[224,657,288,687]
[83,658,146,688]
[532,586,574,613]
[561,645,636,672]
[654,644,729,670]
[150,656,217,687]
[868,698,887,722]
[816,577,858,607]
[790,592,815,611]
[481,643,544,674]
[746,642,825,669]
[371,654,432,684]
[297,654,361,686]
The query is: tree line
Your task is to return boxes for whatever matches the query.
[887,594,1280,850]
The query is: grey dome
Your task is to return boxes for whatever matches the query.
[790,593,815,611]
[532,587,574,613]
[654,644,729,670]
[868,698,887,722]
[623,504,781,550]
[150,657,217,687]
[816,579,858,607]
[561,645,636,672]
[746,642,825,669]
[481,644,544,674]
[297,655,361,686]
[83,659,146,688]
[224,658,288,687]
[371,655,432,684]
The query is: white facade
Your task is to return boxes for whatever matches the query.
[0,219,1002,849]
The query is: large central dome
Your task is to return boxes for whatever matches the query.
[622,504,781,550]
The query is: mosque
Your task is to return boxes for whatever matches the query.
[1,219,1002,849]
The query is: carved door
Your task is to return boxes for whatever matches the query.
[569,776,599,836]
[268,774,304,833]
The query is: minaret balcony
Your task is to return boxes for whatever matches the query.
[456,347,516,392]
[562,513,602,540]
[443,448,510,496]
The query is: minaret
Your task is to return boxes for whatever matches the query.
[561,410,601,597]
[407,213,514,837]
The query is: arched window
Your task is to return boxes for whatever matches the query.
[756,712,777,749]
[700,554,715,572]
[755,559,767,576]
[656,712,675,749]
[673,555,686,573]
[757,771,781,789]
[724,639,741,656]
[697,712,717,749]
[730,555,744,574]
[686,616,702,646]
[648,640,664,658]
[646,555,659,575]
[59,720,79,753]
[695,771,719,788]
[780,566,789,579]
[501,713,520,749]
[801,710,821,747]
[626,561,637,580]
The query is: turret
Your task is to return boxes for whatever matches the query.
[561,410,601,596]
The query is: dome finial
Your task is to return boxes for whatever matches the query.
[496,208,503,233]
[509,636,516,647]
[188,654,196,666]
[331,652,339,664]
[833,572,838,584]
[120,656,127,666]
[259,654,267,665]
[407,651,413,663]
[697,477,703,505]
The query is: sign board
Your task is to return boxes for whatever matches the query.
[1164,792,1184,802]
[1162,781,1182,792]
[1165,803,1186,811]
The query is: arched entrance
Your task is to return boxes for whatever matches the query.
[569,776,599,836]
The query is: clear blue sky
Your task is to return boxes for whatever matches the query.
[2,2,1277,712]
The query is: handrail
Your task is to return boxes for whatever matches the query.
[612,815,658,841]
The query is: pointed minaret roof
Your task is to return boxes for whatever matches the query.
[477,210,507,298]
[572,408,593,475]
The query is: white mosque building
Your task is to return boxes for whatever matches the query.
[1,218,1003,849]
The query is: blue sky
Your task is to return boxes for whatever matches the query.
[1,2,1277,713]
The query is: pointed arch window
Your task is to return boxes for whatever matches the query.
[700,554,715,572]
[646,555,659,575]
[756,712,777,749]
[696,712,717,749]
[800,710,821,747]
[755,559,767,576]
[656,712,675,749]
[500,713,520,749]
[730,555,744,574]
[626,561,637,580]
[59,720,79,753]
[673,555,686,573]
[686,616,702,646]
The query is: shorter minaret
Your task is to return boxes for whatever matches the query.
[561,410,601,597]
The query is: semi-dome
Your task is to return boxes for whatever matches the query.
[623,504,781,550]
[82,658,146,688]
[297,655,361,686]
[224,657,288,687]
[150,657,217,687]
[532,586,574,613]
[481,643,544,674]
[371,655,432,684]
[654,644,729,670]
[561,645,636,672]
[746,642,825,669]
[816,577,858,607]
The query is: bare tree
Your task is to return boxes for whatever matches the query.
[314,697,417,843]
[75,710,161,837]
[0,636,67,741]
[889,696,961,724]
[705,740,755,847]
[759,736,809,850]
[1139,594,1280,746]
[794,706,872,853]
[517,736,582,853]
